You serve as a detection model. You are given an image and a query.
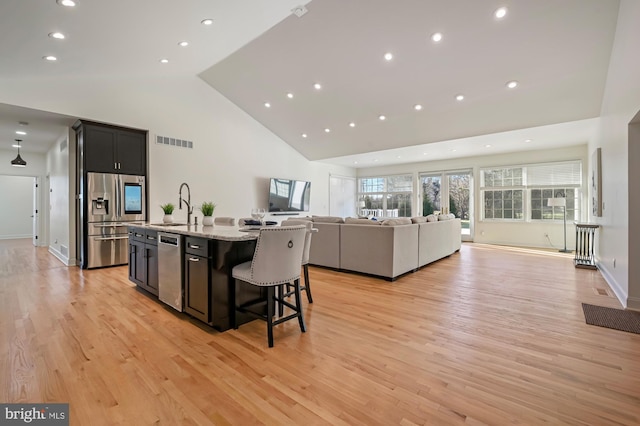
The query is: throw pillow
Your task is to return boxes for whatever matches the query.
[426,214,437,222]
[411,216,428,223]
[312,216,345,223]
[344,217,382,225]
[382,218,413,226]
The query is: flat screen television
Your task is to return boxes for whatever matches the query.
[268,178,311,213]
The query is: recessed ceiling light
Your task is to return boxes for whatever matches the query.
[324,128,331,133]
[201,19,213,25]
[378,115,386,121]
[349,122,356,128]
[455,94,464,101]
[495,7,508,19]
[159,58,169,64]
[525,139,532,143]
[431,32,443,43]
[384,52,393,61]
[423,152,428,155]
[301,133,308,138]
[57,0,76,6]
[43,55,57,61]
[353,161,358,165]
[414,104,423,111]
[451,149,457,152]
[264,102,271,108]
[314,83,322,90]
[506,80,518,89]
[178,41,189,47]
[373,159,379,162]
[485,144,492,148]
[49,32,65,39]
[16,131,27,135]
[396,156,402,159]
[286,92,293,99]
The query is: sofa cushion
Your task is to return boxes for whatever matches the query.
[345,217,382,225]
[312,216,345,223]
[411,216,428,224]
[382,218,413,226]
[426,214,437,222]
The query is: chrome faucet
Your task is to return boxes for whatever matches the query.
[179,182,193,225]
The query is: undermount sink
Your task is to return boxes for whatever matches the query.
[150,223,187,227]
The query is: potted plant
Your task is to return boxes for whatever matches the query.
[200,201,216,226]
[161,203,175,223]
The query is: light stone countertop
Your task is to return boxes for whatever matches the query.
[130,223,260,241]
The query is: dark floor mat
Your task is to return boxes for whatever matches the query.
[581,303,640,334]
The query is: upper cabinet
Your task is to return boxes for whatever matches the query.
[74,120,147,176]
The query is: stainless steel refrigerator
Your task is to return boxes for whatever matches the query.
[81,172,146,268]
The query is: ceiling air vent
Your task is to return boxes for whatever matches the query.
[156,135,193,149]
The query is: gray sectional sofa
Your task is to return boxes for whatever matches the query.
[305,215,461,280]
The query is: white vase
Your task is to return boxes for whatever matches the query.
[202,216,214,226]
[163,214,174,224]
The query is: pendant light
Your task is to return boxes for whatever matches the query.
[11,139,27,167]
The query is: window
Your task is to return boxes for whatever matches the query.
[481,161,582,221]
[420,174,441,215]
[358,175,412,217]
[481,167,525,220]
[483,189,524,219]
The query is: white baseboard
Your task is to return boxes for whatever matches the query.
[596,260,628,309]
[627,296,640,311]
[0,234,32,240]
[48,246,76,266]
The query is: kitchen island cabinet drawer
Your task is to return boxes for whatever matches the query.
[185,236,210,257]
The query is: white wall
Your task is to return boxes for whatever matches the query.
[592,0,640,309]
[0,75,354,249]
[0,149,47,244]
[0,175,33,239]
[356,145,589,249]
[46,129,76,265]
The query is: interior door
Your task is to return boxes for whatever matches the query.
[329,175,356,217]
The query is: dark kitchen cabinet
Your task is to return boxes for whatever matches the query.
[128,227,158,296]
[184,237,211,323]
[75,120,146,176]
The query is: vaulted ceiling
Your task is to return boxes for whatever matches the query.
[1,0,620,166]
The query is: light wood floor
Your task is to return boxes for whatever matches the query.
[1,239,639,425]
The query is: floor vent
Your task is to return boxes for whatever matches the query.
[593,287,612,297]
[156,135,193,149]
[61,245,68,257]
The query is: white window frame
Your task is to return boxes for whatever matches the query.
[480,160,582,222]
[357,174,413,218]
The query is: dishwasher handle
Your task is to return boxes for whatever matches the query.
[158,233,181,247]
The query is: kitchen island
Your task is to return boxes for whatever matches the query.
[128,223,262,331]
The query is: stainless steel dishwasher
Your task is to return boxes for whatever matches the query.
[157,232,184,311]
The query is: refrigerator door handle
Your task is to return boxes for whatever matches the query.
[116,175,121,218]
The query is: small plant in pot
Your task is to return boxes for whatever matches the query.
[161,203,175,223]
[200,202,216,226]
